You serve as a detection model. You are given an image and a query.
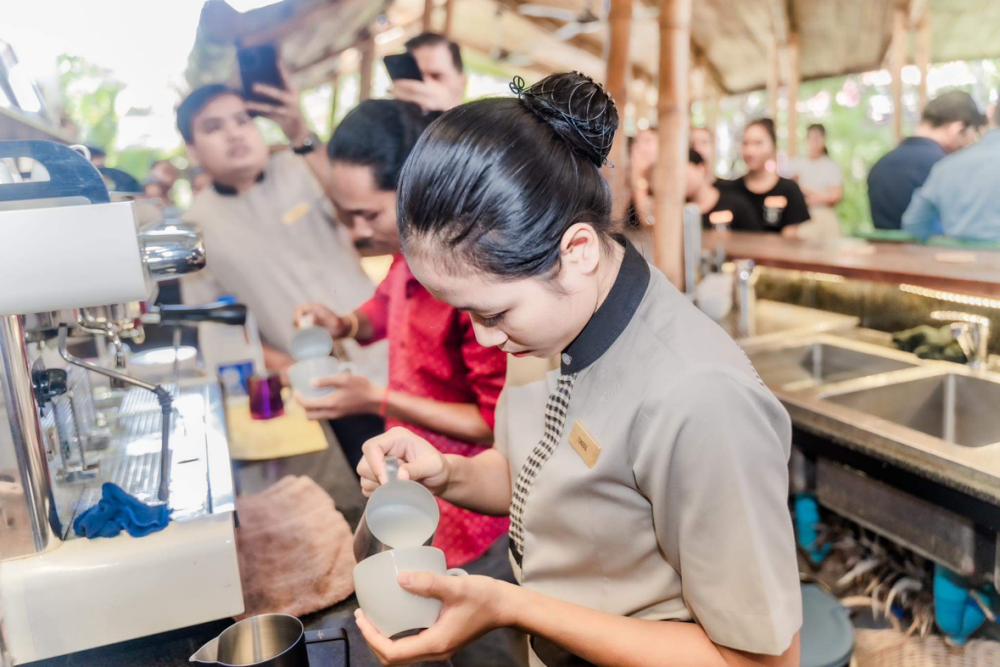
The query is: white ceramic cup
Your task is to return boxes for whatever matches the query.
[695,272,734,321]
[353,546,467,639]
[288,357,355,400]
[289,325,335,361]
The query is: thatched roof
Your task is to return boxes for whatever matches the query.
[186,0,1000,95]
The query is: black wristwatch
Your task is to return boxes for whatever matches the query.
[292,131,320,155]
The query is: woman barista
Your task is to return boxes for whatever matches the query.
[354,73,802,666]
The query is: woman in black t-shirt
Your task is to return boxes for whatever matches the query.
[686,149,761,231]
[731,118,810,235]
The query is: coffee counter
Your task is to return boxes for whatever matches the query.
[704,231,1000,298]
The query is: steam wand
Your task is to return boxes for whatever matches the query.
[57,326,173,503]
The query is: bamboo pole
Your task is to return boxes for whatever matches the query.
[359,36,375,102]
[766,37,780,118]
[652,0,692,288]
[916,16,931,113]
[604,0,632,222]
[890,6,908,142]
[444,0,456,38]
[327,73,340,138]
[422,0,435,33]
[786,33,800,158]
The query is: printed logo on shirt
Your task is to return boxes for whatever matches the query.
[568,421,601,469]
[763,195,788,226]
[709,210,734,226]
[282,201,311,225]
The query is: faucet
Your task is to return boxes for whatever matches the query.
[931,311,991,370]
[734,259,758,338]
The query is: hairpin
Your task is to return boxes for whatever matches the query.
[509,76,528,98]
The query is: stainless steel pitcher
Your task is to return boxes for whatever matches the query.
[190,614,348,667]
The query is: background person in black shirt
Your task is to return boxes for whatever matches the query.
[730,118,810,235]
[686,149,761,232]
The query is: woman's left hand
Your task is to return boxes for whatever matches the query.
[355,573,517,666]
[294,373,382,420]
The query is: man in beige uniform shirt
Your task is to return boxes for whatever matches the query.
[176,82,385,378]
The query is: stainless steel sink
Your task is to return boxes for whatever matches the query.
[821,373,1000,447]
[722,300,860,350]
[749,341,918,391]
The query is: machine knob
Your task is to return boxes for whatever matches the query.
[32,368,68,405]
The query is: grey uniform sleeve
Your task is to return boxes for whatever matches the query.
[633,366,802,655]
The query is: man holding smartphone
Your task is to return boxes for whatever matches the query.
[176,75,386,381]
[391,32,466,114]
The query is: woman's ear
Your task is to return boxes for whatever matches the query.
[559,223,601,275]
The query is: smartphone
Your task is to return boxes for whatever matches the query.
[384,53,423,82]
[238,44,283,112]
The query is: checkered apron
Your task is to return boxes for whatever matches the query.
[509,372,577,561]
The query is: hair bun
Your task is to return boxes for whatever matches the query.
[511,72,619,168]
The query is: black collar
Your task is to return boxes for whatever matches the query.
[561,237,650,374]
[213,171,265,196]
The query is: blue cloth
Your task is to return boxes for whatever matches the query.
[867,136,947,230]
[73,483,171,538]
[902,130,1000,241]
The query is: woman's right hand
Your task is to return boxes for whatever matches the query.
[358,427,451,498]
[294,302,349,338]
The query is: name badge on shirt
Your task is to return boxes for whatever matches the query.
[568,421,601,469]
[282,201,311,225]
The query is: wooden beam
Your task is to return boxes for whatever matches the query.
[604,0,632,223]
[327,73,340,138]
[359,34,375,102]
[444,0,456,39]
[890,5,908,142]
[766,37,780,118]
[653,0,692,288]
[786,33,800,158]
[690,52,707,109]
[767,0,791,46]
[422,0,435,33]
[916,16,931,113]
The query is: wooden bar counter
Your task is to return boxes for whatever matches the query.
[704,231,1000,298]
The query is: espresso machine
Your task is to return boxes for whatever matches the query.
[0,141,245,664]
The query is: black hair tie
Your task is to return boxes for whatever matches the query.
[509,76,528,97]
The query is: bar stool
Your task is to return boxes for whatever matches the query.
[801,584,855,667]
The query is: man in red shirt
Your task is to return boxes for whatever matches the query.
[294,99,509,571]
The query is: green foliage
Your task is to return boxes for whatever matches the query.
[795,76,898,236]
[56,54,123,150]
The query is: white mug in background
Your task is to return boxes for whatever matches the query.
[695,272,734,322]
[353,546,467,639]
[288,357,356,400]
[289,318,335,361]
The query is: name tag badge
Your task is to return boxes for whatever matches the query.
[568,421,601,469]
[282,201,311,225]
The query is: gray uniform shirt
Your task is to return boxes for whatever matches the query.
[496,240,802,664]
[181,151,385,372]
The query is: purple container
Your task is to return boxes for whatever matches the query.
[248,373,285,420]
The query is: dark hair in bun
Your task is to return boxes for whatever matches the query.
[397,71,620,279]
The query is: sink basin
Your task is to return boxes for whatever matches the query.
[721,301,860,348]
[821,373,1000,447]
[749,342,917,391]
